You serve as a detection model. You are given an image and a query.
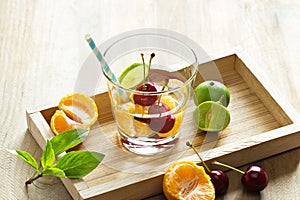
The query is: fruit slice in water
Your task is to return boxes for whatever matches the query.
[118,63,148,89]
[157,112,182,138]
[157,96,183,137]
[193,101,230,132]
[194,81,230,107]
[163,160,215,200]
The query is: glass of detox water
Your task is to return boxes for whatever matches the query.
[102,31,198,155]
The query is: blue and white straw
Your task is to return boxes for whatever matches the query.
[85,34,128,100]
[85,34,118,83]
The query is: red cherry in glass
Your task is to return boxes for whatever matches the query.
[134,103,170,127]
[149,115,175,133]
[148,101,170,114]
[134,117,151,124]
[209,170,229,195]
[148,102,175,133]
[133,82,158,106]
[241,165,268,192]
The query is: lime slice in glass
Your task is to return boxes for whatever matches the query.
[193,101,230,132]
[118,63,148,89]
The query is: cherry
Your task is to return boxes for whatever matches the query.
[212,161,268,192]
[148,102,175,133]
[149,115,175,133]
[241,165,268,192]
[148,101,170,114]
[209,170,229,195]
[134,116,151,124]
[186,142,229,195]
[133,82,158,106]
[133,53,157,106]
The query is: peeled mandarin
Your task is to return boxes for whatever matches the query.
[58,93,98,127]
[50,110,88,135]
[163,161,215,200]
[50,93,98,135]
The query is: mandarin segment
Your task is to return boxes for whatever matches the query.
[50,110,88,135]
[128,102,153,136]
[133,120,153,136]
[163,161,215,200]
[157,112,182,138]
[160,95,177,110]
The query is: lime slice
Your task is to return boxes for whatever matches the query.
[194,80,230,107]
[193,101,230,132]
[118,63,148,89]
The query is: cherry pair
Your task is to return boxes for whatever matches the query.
[133,53,175,133]
[186,142,268,196]
[134,82,175,133]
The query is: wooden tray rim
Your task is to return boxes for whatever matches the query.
[26,48,300,199]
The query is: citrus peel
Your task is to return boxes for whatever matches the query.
[50,93,98,135]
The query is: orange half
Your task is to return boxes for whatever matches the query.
[163,161,215,200]
[50,93,98,135]
[58,93,98,126]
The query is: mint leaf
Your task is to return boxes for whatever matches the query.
[43,167,66,178]
[50,129,89,156]
[8,149,39,173]
[41,140,55,168]
[54,151,104,178]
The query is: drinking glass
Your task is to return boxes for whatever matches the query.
[102,32,198,155]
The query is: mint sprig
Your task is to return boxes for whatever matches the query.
[8,129,105,185]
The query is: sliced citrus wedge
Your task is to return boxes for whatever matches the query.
[157,112,182,138]
[118,63,148,89]
[163,160,215,200]
[193,101,230,132]
[157,96,183,137]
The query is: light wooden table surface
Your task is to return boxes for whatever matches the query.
[1,0,300,199]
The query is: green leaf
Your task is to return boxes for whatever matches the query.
[54,151,104,178]
[43,167,66,178]
[50,129,89,156]
[7,149,39,173]
[41,140,55,168]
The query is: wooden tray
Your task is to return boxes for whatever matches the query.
[26,50,300,200]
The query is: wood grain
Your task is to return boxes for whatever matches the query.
[1,0,300,199]
[26,53,300,199]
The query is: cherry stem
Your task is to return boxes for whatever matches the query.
[141,53,146,81]
[149,53,155,69]
[212,161,245,174]
[158,85,166,103]
[25,174,42,185]
[186,141,211,173]
[148,53,155,82]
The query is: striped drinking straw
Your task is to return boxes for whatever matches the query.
[85,34,118,82]
[85,34,128,99]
